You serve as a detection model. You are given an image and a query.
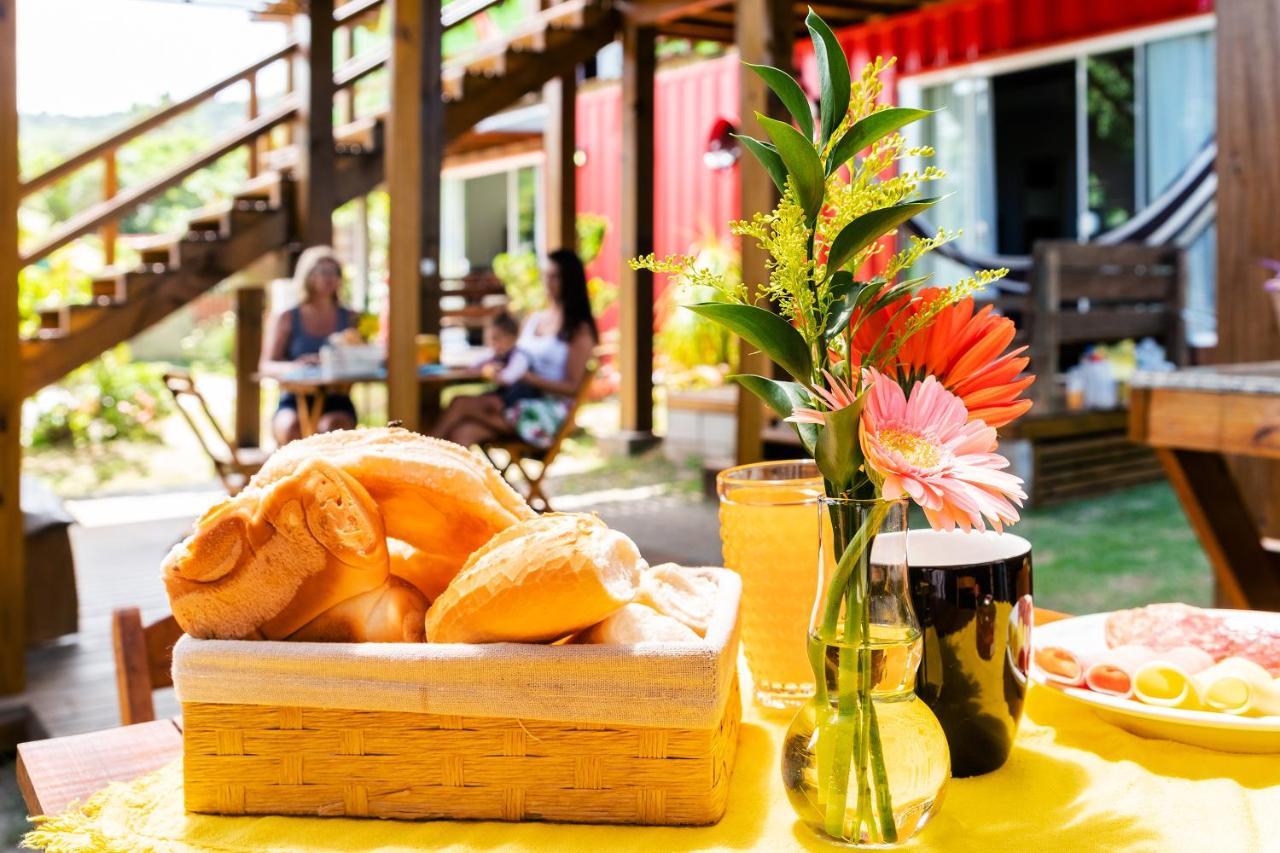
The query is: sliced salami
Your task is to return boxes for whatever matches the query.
[1105,603,1280,675]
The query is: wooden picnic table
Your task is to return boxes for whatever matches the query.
[1130,362,1280,611]
[263,364,486,437]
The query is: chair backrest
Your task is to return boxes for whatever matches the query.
[540,360,598,468]
[163,370,253,494]
[1029,240,1187,410]
[111,608,183,726]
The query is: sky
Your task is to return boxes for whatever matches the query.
[17,0,288,116]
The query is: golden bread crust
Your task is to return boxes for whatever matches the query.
[425,513,643,644]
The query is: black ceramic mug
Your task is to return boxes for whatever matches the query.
[906,530,1033,778]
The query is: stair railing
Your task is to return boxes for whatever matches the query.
[18,43,300,271]
[17,0,525,276]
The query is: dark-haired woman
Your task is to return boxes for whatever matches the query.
[433,248,598,449]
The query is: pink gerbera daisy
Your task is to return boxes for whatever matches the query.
[860,369,1026,532]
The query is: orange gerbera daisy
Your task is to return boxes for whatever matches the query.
[848,287,1034,428]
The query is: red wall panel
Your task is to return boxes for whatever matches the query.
[575,54,740,331]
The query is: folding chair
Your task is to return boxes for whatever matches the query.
[481,363,597,513]
[163,370,268,496]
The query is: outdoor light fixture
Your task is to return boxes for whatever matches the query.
[703,118,740,171]
[573,148,588,167]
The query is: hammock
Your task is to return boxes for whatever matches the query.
[906,139,1217,294]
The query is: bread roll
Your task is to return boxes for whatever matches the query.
[636,563,721,636]
[387,538,455,603]
[254,428,534,585]
[163,458,390,640]
[577,603,700,644]
[289,577,427,642]
[426,513,643,644]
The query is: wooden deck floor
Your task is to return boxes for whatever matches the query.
[3,489,720,739]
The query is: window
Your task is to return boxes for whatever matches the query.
[902,22,1216,342]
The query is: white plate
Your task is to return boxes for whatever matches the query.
[1032,609,1280,753]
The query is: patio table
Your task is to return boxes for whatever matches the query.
[262,364,485,437]
[16,612,1280,852]
[1130,363,1280,610]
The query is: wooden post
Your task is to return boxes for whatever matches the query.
[1216,0,1280,535]
[543,70,577,251]
[0,0,24,696]
[617,23,656,448]
[234,287,264,449]
[294,0,335,248]
[101,152,117,267]
[386,0,444,429]
[734,0,792,464]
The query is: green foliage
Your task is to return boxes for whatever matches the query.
[654,234,740,384]
[631,16,1007,440]
[178,309,236,369]
[734,374,817,454]
[23,345,170,449]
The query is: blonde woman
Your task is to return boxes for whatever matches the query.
[260,246,358,444]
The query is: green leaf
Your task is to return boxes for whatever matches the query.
[687,302,814,383]
[864,274,930,315]
[733,374,818,455]
[826,107,934,175]
[823,270,862,341]
[815,392,865,492]
[733,134,788,195]
[756,114,825,220]
[745,63,814,142]
[806,8,851,146]
[826,198,940,274]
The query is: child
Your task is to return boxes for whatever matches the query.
[482,311,540,407]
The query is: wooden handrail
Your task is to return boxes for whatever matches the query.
[334,45,390,91]
[335,0,385,25]
[19,42,298,198]
[443,0,508,29]
[20,100,298,268]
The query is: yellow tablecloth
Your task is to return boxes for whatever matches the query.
[25,682,1280,853]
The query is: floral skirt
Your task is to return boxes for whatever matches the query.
[508,397,568,449]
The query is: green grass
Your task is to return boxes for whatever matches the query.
[1008,481,1212,614]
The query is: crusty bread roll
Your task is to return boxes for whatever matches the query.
[636,564,722,636]
[425,513,643,644]
[254,428,534,586]
[289,577,427,642]
[577,603,701,644]
[163,458,389,640]
[387,538,455,603]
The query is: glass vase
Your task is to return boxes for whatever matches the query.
[781,497,950,847]
[717,460,828,709]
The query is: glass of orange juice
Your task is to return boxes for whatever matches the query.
[717,460,829,709]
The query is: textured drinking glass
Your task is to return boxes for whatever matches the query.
[717,460,827,709]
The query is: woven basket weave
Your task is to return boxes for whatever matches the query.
[177,567,743,825]
[182,678,739,824]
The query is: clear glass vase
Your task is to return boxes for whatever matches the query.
[781,497,950,847]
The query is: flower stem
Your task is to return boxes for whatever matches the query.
[813,492,898,844]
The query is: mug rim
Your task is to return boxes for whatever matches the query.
[887,529,1032,567]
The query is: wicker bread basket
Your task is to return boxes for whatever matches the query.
[174,568,742,826]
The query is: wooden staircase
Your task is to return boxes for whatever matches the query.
[17,0,619,399]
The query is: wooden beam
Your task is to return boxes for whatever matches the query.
[618,22,656,440]
[386,0,444,429]
[734,0,792,465]
[234,286,265,449]
[542,70,577,251]
[295,0,336,247]
[0,0,22,696]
